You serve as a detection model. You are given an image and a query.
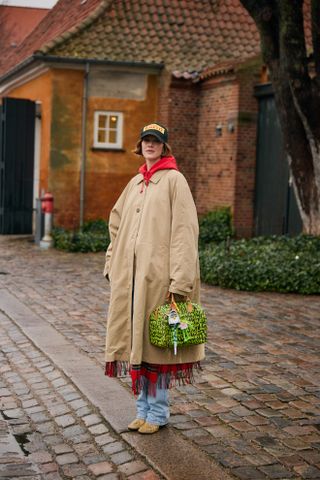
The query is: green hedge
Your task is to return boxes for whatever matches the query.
[200,234,320,294]
[52,212,320,295]
[52,219,110,253]
[199,207,233,247]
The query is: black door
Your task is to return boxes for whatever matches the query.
[254,85,302,236]
[0,97,35,234]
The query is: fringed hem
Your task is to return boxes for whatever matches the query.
[105,360,130,377]
[105,360,202,396]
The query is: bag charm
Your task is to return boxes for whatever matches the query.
[149,293,207,355]
[167,308,181,355]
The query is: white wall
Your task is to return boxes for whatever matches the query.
[0,0,58,8]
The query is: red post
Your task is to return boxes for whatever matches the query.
[41,192,54,214]
[40,192,54,249]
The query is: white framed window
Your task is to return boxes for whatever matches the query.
[93,111,123,149]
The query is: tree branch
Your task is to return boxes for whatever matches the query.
[240,0,279,67]
[277,0,309,82]
[311,0,320,77]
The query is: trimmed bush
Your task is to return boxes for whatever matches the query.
[200,234,320,294]
[52,219,110,253]
[199,207,233,247]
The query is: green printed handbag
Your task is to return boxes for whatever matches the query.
[149,294,207,355]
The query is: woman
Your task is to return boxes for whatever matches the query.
[104,122,205,434]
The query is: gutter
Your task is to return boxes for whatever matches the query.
[79,62,89,229]
[0,54,164,84]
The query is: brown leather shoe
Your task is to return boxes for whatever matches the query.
[138,421,160,434]
[128,418,145,431]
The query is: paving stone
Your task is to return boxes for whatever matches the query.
[245,415,270,426]
[73,442,99,456]
[40,462,59,473]
[110,450,134,465]
[232,406,254,417]
[22,399,38,408]
[293,464,320,478]
[75,406,92,417]
[205,425,232,437]
[62,425,86,438]
[43,435,64,446]
[62,463,88,476]
[52,377,68,388]
[36,421,56,434]
[56,453,79,465]
[102,441,126,455]
[282,438,310,450]
[194,416,221,427]
[256,408,283,418]
[127,471,161,480]
[88,423,109,435]
[168,414,190,423]
[231,466,268,479]
[82,413,101,426]
[245,453,276,466]
[87,461,113,475]
[172,420,199,430]
[55,414,76,427]
[214,451,251,468]
[69,398,87,409]
[284,425,318,436]
[82,454,106,465]
[299,449,320,464]
[278,455,307,467]
[29,450,53,463]
[71,433,92,443]
[30,412,50,423]
[260,463,296,478]
[94,433,116,446]
[0,388,11,396]
[47,404,71,417]
[118,461,148,476]
[52,443,74,454]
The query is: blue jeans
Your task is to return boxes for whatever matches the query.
[136,383,169,426]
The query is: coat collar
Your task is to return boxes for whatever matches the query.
[135,169,169,185]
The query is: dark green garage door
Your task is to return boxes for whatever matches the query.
[254,84,302,236]
[0,97,36,234]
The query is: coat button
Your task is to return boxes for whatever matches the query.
[136,208,140,213]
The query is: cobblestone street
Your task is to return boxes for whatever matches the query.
[0,236,319,480]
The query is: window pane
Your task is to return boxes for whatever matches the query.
[109,115,118,128]
[98,115,107,128]
[98,129,106,143]
[109,130,117,144]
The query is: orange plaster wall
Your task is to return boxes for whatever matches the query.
[85,74,158,223]
[4,70,53,197]
[50,68,84,228]
[3,68,159,229]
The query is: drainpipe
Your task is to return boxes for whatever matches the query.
[80,62,89,229]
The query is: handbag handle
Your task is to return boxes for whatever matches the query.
[168,293,193,313]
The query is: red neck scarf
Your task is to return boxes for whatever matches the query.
[139,156,178,187]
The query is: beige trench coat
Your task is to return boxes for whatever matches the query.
[104,169,205,366]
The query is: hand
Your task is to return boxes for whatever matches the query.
[170,293,187,303]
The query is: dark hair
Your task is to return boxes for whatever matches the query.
[133,139,173,157]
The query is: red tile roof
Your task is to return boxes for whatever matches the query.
[0,0,105,77]
[46,0,261,73]
[0,6,49,48]
[1,0,262,78]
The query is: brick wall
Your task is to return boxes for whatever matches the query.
[195,74,239,219]
[157,69,171,128]
[234,62,260,237]
[166,64,260,238]
[166,78,199,194]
